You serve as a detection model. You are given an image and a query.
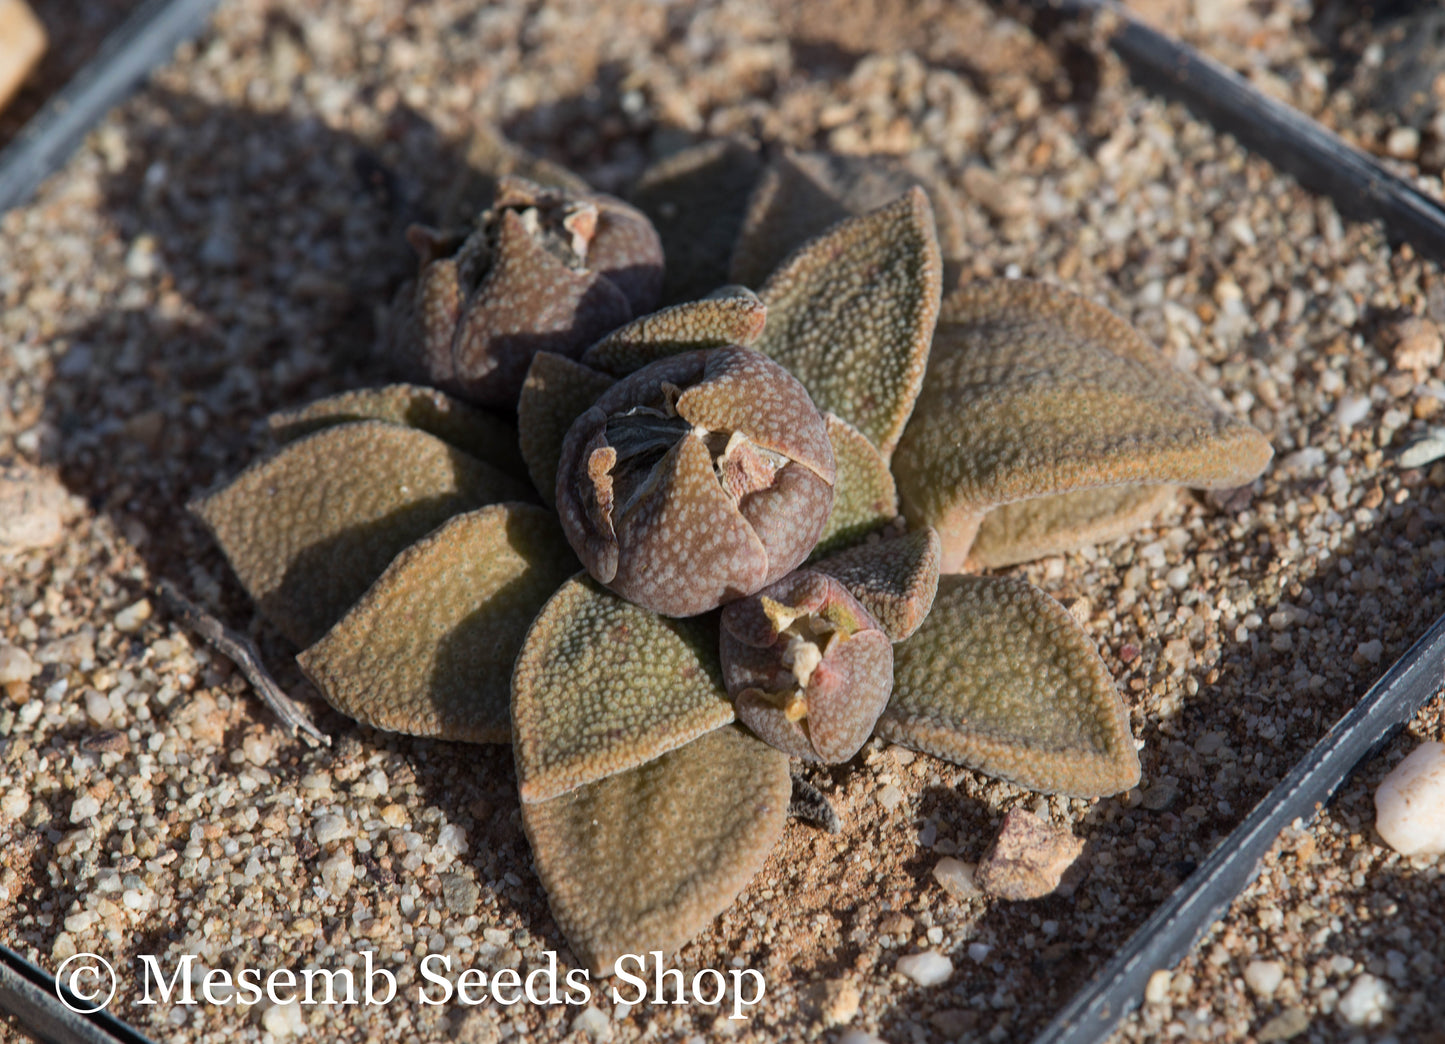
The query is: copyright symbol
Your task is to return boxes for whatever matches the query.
[55,953,116,1014]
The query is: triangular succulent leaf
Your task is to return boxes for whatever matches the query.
[517,352,615,508]
[522,725,790,975]
[813,527,940,642]
[879,574,1140,797]
[754,189,942,459]
[813,413,898,555]
[268,383,528,482]
[580,287,767,377]
[191,420,532,647]
[892,279,1274,571]
[512,575,735,803]
[298,503,576,743]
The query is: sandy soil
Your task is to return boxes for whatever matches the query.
[1,1,1443,1041]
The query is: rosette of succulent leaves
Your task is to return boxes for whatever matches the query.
[193,141,1272,975]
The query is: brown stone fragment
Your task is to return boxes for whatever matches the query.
[0,0,46,114]
[0,462,71,554]
[974,808,1086,900]
[1390,317,1444,376]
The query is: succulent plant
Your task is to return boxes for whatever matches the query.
[192,145,1272,975]
[383,175,664,409]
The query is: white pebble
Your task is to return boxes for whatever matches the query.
[1244,959,1283,998]
[1399,426,1445,469]
[894,951,952,987]
[571,1007,612,1042]
[0,644,40,684]
[70,795,101,823]
[1335,394,1371,430]
[1144,969,1171,1004]
[2,789,30,820]
[932,858,981,900]
[261,998,306,1038]
[114,598,152,633]
[876,783,904,811]
[966,942,991,963]
[84,689,112,725]
[1375,742,1445,856]
[1356,639,1383,665]
[312,814,350,845]
[319,852,354,897]
[1337,973,1391,1027]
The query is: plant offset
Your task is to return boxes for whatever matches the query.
[193,142,1273,974]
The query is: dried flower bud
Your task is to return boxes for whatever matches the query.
[720,570,893,763]
[556,347,835,617]
[385,176,663,409]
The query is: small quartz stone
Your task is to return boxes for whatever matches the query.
[1144,969,1171,1004]
[261,1000,306,1038]
[0,645,39,684]
[931,857,982,900]
[1374,741,1445,856]
[571,1007,612,1042]
[1336,973,1391,1027]
[1245,959,1284,998]
[894,951,952,987]
[312,814,350,845]
[0,463,70,554]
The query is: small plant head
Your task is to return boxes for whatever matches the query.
[721,570,893,763]
[385,176,663,409]
[554,346,836,617]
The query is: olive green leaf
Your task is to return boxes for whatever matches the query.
[969,485,1180,570]
[753,189,943,460]
[297,503,576,743]
[512,576,735,803]
[879,574,1140,798]
[814,527,941,642]
[730,147,965,290]
[268,383,528,482]
[813,413,898,555]
[892,279,1275,572]
[191,420,531,647]
[631,138,765,304]
[522,724,790,975]
[580,286,767,377]
[517,352,615,508]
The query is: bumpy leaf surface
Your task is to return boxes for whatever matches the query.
[192,421,531,647]
[813,413,898,555]
[517,352,615,507]
[512,576,735,802]
[969,485,1179,569]
[268,383,527,482]
[580,287,767,377]
[814,527,941,642]
[298,503,575,743]
[754,189,942,460]
[731,148,964,289]
[892,279,1274,571]
[880,574,1139,797]
[522,725,790,975]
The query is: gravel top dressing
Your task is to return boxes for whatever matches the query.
[1,1,1442,1042]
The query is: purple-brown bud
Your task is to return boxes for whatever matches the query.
[720,570,893,763]
[555,347,835,617]
[385,176,663,410]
